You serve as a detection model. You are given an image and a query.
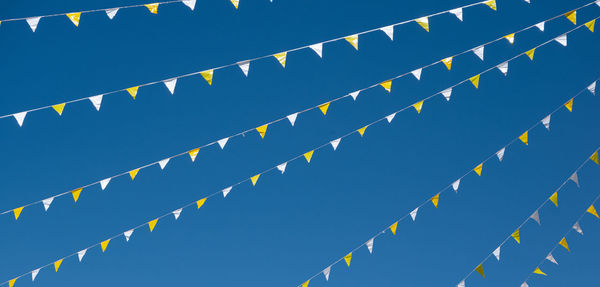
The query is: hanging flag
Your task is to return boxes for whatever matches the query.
[277,162,287,174]
[564,98,574,112]
[27,17,41,32]
[431,194,440,208]
[472,46,484,60]
[54,259,63,272]
[129,169,140,180]
[452,179,460,192]
[474,163,483,176]
[126,86,139,99]
[349,91,360,101]
[542,115,551,130]
[145,3,159,14]
[390,221,398,235]
[493,246,501,261]
[497,62,508,76]
[304,150,314,163]
[323,266,331,281]
[512,229,520,243]
[546,253,558,264]
[105,8,119,19]
[78,249,87,261]
[237,61,250,76]
[13,111,27,127]
[519,131,528,145]
[380,80,392,92]
[569,172,579,187]
[564,10,576,25]
[196,198,206,209]
[101,239,110,252]
[172,208,182,220]
[100,178,111,190]
[554,34,567,46]
[535,21,545,31]
[475,264,485,278]
[587,205,599,218]
[588,81,596,95]
[496,147,506,161]
[386,113,396,123]
[470,74,480,89]
[188,148,200,162]
[287,113,298,126]
[302,280,310,287]
[43,197,54,211]
[412,101,424,114]
[449,8,463,21]
[344,253,352,266]
[366,238,374,253]
[52,103,66,115]
[222,186,232,197]
[89,95,103,111]
[357,126,368,137]
[331,138,341,151]
[411,68,422,80]
[217,138,229,149]
[442,57,452,70]
[525,48,535,60]
[484,0,497,10]
[164,79,177,94]
[183,0,196,10]
[319,102,330,115]
[251,174,260,186]
[585,19,596,32]
[66,12,81,27]
[504,33,515,44]
[32,269,40,281]
[381,25,394,40]
[410,207,418,221]
[345,35,359,50]
[256,124,268,138]
[13,207,23,220]
[71,188,83,202]
[530,211,541,225]
[549,192,558,207]
[148,218,158,232]
[273,52,287,68]
[533,267,547,276]
[573,222,584,235]
[309,43,323,57]
[441,88,452,101]
[559,237,570,251]
[591,151,599,165]
[415,17,429,32]
[458,280,465,287]
[200,70,214,85]
[124,229,134,242]
[230,0,239,9]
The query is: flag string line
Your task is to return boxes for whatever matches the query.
[1,40,597,287]
[1,8,596,219]
[4,0,595,122]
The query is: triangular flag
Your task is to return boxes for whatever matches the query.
[458,281,465,287]
[66,12,81,27]
[173,208,182,220]
[386,113,396,123]
[591,151,599,165]
[145,3,159,14]
[410,207,418,221]
[559,237,570,252]
[569,172,579,187]
[188,148,200,162]
[319,102,330,115]
[588,81,596,95]
[344,253,352,266]
[493,246,501,260]
[302,280,310,287]
[129,169,139,180]
[31,269,40,281]
[273,52,287,68]
[573,222,584,235]
[13,112,27,127]
[71,188,83,202]
[519,131,528,145]
[54,259,63,272]
[331,138,341,151]
[124,229,134,241]
[449,8,463,21]
[100,178,111,190]
[52,103,66,115]
[431,194,440,208]
[441,88,452,101]
[126,86,139,99]
[277,162,287,174]
[530,211,541,225]
[585,19,595,32]
[230,0,239,9]
[565,10,576,25]
[148,219,158,232]
[472,46,484,60]
[546,253,558,264]
[525,48,535,60]
[250,174,260,186]
[549,192,558,207]
[43,197,54,211]
[217,138,229,149]
[504,33,515,44]
[564,98,573,112]
[200,70,214,85]
[158,158,170,170]
[411,68,422,80]
[512,229,520,244]
[304,150,314,163]
[413,101,424,113]
[182,0,196,10]
[380,80,392,92]
[415,17,429,32]
[323,266,331,281]
[27,17,41,32]
[484,0,497,10]
[89,95,103,111]
[309,43,323,57]
[196,198,206,209]
[105,8,119,19]
[349,91,360,101]
[474,163,483,176]
[390,221,398,235]
[470,74,480,89]
[554,34,567,46]
[101,239,110,252]
[164,79,177,94]
[78,249,87,261]
[497,62,508,76]
[222,186,232,197]
[535,21,545,31]
[587,205,599,218]
[366,238,374,253]
[256,124,268,138]
[496,147,506,161]
[533,267,547,276]
[542,115,551,130]
[344,35,359,50]
[442,57,453,70]
[475,264,485,278]
[357,126,368,137]
[237,61,250,76]
[13,207,24,220]
[381,25,394,40]
[287,113,298,126]
[452,179,460,192]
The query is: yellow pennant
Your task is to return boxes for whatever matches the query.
[301,280,310,287]
[565,10,576,25]
[145,3,159,14]
[564,98,573,112]
[230,0,239,9]
[533,267,547,276]
[511,229,520,244]
[442,57,452,70]
[304,150,314,163]
[127,86,139,99]
[256,124,268,138]
[431,194,440,208]
[129,169,140,180]
[72,188,83,202]
[101,239,110,252]
[559,237,570,252]
[8,279,16,287]
[585,19,595,32]
[525,48,535,60]
[413,101,424,114]
[475,264,485,278]
[250,174,260,186]
[319,102,330,115]
[380,80,392,92]
[200,69,214,85]
[415,17,429,32]
[188,148,200,162]
[13,207,24,220]
[344,252,352,266]
[273,52,287,68]
[484,0,497,10]
[196,198,207,209]
[148,219,158,232]
[549,192,558,207]
[52,103,66,115]
[504,33,515,44]
[345,35,359,50]
[357,126,368,137]
[519,131,528,145]
[54,259,63,272]
[474,163,483,176]
[590,151,599,165]
[390,221,398,235]
[66,12,81,27]
[587,205,599,218]
[469,74,480,89]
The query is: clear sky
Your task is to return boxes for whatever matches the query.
[0,0,599,286]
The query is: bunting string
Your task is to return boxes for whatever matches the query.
[2,7,597,221]
[1,40,597,287]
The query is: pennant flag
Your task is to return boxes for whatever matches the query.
[535,21,545,31]
[101,239,110,252]
[442,88,452,101]
[390,221,398,235]
[475,264,485,278]
[52,103,66,115]
[13,112,27,127]
[449,8,463,21]
[273,52,287,67]
[218,138,229,149]
[100,178,111,190]
[565,10,576,25]
[183,0,196,10]
[415,17,429,32]
[323,266,331,281]
[345,35,359,50]
[124,230,134,241]
[431,194,440,208]
[287,113,298,126]
[474,163,483,176]
[549,192,558,207]
[13,207,24,220]
[497,62,508,76]
[145,3,159,14]
[496,147,506,161]
[78,250,87,262]
[302,280,310,287]
[588,81,596,95]
[533,267,547,276]
[344,253,352,266]
[554,34,567,46]
[251,174,260,186]
[493,246,501,261]
[442,57,452,70]
[106,8,119,19]
[173,208,182,219]
[129,169,139,180]
[148,219,158,232]
[309,43,323,57]
[196,198,206,209]
[331,138,341,151]
[349,91,360,101]
[504,33,515,44]
[230,0,239,9]
[277,162,287,174]
[380,80,392,92]
[525,48,535,60]
[512,229,520,244]
[569,172,579,187]
[573,222,584,235]
[411,68,422,80]
[366,238,374,253]
[381,25,394,40]
[458,281,465,287]
[559,237,570,251]
[410,207,418,221]
[386,113,396,123]
[470,74,480,89]
[237,61,250,76]
[54,259,63,272]
[473,46,484,60]
[126,86,139,99]
[484,0,497,10]
[43,197,54,211]
[587,205,599,218]
[164,79,177,94]
[591,151,599,165]
[519,131,528,145]
[66,12,81,27]
[89,95,103,111]
[530,211,541,225]
[200,70,214,85]
[319,102,330,115]
[357,126,368,137]
[188,148,200,162]
[546,253,558,264]
[304,150,314,163]
[27,17,41,32]
[71,188,83,202]
[542,115,551,130]
[32,269,40,281]
[564,98,573,112]
[222,187,232,197]
[452,179,460,192]
[585,19,596,32]
[256,124,268,138]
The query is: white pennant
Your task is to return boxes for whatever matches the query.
[496,147,506,162]
[457,280,465,287]
[237,61,250,77]
[546,253,558,264]
[78,249,87,262]
[386,113,396,123]
[366,238,374,253]
[42,197,54,211]
[411,68,422,80]
[182,0,197,10]
[89,95,103,111]
[27,17,41,32]
[535,21,545,32]
[588,81,596,95]
[100,178,111,190]
[521,283,529,287]
[570,172,580,187]
[380,25,394,40]
[349,91,360,101]
[441,88,452,101]
[542,115,551,130]
[493,246,501,261]
[530,210,541,225]
[222,186,232,197]
[124,229,134,242]
[410,207,418,221]
[13,111,27,127]
[309,43,323,58]
[218,138,229,149]
[277,162,287,174]
[497,62,508,76]
[158,158,170,170]
[472,46,484,61]
[449,8,463,21]
[164,78,177,94]
[287,113,298,126]
[452,179,460,192]
[554,34,567,46]
[597,0,600,7]
[106,8,119,19]
[330,138,341,151]
[173,208,182,220]
[323,266,331,281]
[573,222,584,235]
[31,269,40,281]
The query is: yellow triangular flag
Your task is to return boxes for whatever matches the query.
[474,163,483,176]
[302,280,310,287]
[66,12,81,27]
[390,221,398,235]
[129,169,140,180]
[52,103,66,115]
[565,10,576,25]
[484,0,497,10]
[585,19,595,32]
[101,239,110,252]
[519,131,528,145]
[470,74,480,89]
[127,86,139,99]
[344,252,352,266]
[533,267,547,276]
[357,126,368,137]
[200,69,214,85]
[549,192,558,207]
[72,188,82,202]
[559,237,570,252]
[196,198,206,209]
[304,150,314,163]
[148,219,158,232]
[8,279,16,287]
[250,174,260,186]
[504,33,515,44]
[345,35,359,50]
[256,124,268,138]
[188,148,200,162]
[587,205,599,218]
[145,3,159,14]
[442,57,452,70]
[54,259,63,272]
[475,264,485,278]
[431,194,440,208]
[273,52,287,68]
[380,80,392,92]
[13,207,24,220]
[564,98,573,112]
[415,17,429,32]
[590,151,599,165]
[511,229,520,244]
[319,102,330,115]
[230,0,239,9]
[525,48,535,60]
[413,101,424,114]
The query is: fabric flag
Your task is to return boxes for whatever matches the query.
[129,168,140,180]
[386,113,396,123]
[43,197,54,211]
[442,57,452,70]
[411,68,422,80]
[345,35,359,50]
[173,208,182,220]
[474,163,483,176]
[535,21,545,32]
[124,229,134,242]
[530,210,541,225]
[13,207,23,220]
[519,131,528,145]
[380,80,392,92]
[431,194,440,208]
[366,238,374,253]
[525,48,535,60]
[410,207,419,221]
[251,174,260,186]
[277,162,287,174]
[472,46,484,60]
[183,0,196,10]
[470,74,480,89]
[101,239,110,252]
[381,25,394,40]
[573,222,583,235]
[452,179,460,192]
[493,246,501,260]
[222,187,232,197]
[148,219,158,232]
[230,0,239,9]
[304,150,314,163]
[309,43,323,57]
[458,280,465,287]
[591,151,599,165]
[89,95,103,111]
[323,266,331,281]
[496,147,506,161]
[200,70,214,85]
[484,0,497,10]
[569,172,579,187]
[54,259,63,272]
[390,221,398,235]
[497,62,508,76]
[542,115,551,130]
[27,17,41,32]
[415,17,429,32]
[145,3,159,14]
[237,61,250,76]
[512,229,520,244]
[52,103,66,115]
[302,280,309,287]
[273,52,287,68]
[31,269,40,281]
[217,138,229,149]
[585,19,596,32]
[66,12,81,27]
[533,267,547,276]
[565,10,576,25]
[357,126,368,137]
[188,148,200,162]
[442,88,452,101]
[287,113,298,126]
[160,158,171,170]
[164,79,177,94]
[71,188,83,202]
[126,86,139,99]
[319,102,330,115]
[475,264,485,278]
[564,98,573,112]
[331,138,341,151]
[587,205,599,218]
[106,8,119,19]
[504,33,515,44]
[13,111,27,127]
[546,253,558,264]
[349,91,360,101]
[588,81,596,95]
[549,192,558,207]
[449,8,463,21]
[196,198,206,209]
[344,253,352,266]
[100,178,111,190]
[554,34,567,46]
[256,124,268,138]
[559,237,570,252]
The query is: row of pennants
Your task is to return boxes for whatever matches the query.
[2,54,598,287]
[2,14,599,223]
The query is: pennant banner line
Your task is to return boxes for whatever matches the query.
[1,19,597,224]
[1,52,597,287]
[3,0,596,125]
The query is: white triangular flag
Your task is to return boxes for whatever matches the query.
[158,158,170,170]
[31,268,40,281]
[521,283,529,287]
[237,61,250,77]
[42,197,54,211]
[323,266,331,281]
[441,88,452,101]
[13,111,27,127]
[573,222,583,235]
[366,238,374,253]
[106,8,119,19]
[597,0,600,7]
[546,253,558,264]
[535,21,545,31]
[89,95,103,111]
[309,43,323,58]
[554,34,567,46]
[349,91,360,101]
[182,0,197,10]
[217,138,229,149]
[277,162,287,174]
[530,210,541,225]
[496,147,506,162]
[493,246,501,261]
[411,68,422,80]
[457,280,465,287]
[78,249,87,262]
[497,62,508,75]
[380,25,394,40]
[100,178,111,190]
[588,81,596,95]
[472,46,484,60]
[410,207,418,221]
[287,113,298,126]
[164,78,177,94]
[222,186,232,197]
[542,115,551,130]
[449,8,463,21]
[452,179,460,192]
[173,208,182,220]
[331,138,341,151]
[570,172,580,187]
[386,113,396,123]
[27,17,41,32]
[124,229,134,242]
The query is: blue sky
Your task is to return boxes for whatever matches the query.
[0,0,599,286]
